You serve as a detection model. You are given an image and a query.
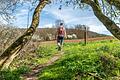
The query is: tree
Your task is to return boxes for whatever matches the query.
[80,0,120,39]
[0,25,21,54]
[0,0,49,70]
[54,0,120,39]
[75,24,89,31]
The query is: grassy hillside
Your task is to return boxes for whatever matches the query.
[36,28,108,39]
[17,28,108,40]
[0,39,120,80]
[39,40,120,80]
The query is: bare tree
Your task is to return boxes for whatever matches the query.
[0,0,49,70]
[0,25,22,54]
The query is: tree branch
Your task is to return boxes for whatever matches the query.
[0,0,49,70]
[81,0,120,39]
[106,0,120,10]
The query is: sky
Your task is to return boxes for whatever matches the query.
[11,2,112,35]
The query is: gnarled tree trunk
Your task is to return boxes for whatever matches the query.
[0,0,49,70]
[81,0,120,40]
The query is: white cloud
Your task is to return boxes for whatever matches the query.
[43,7,79,23]
[20,9,28,13]
[15,9,28,16]
[43,6,112,34]
[42,23,53,28]
[43,5,98,25]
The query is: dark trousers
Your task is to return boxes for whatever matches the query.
[57,36,64,45]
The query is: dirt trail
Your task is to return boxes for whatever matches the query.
[22,51,64,80]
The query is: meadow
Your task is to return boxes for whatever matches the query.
[0,39,120,80]
[39,39,120,80]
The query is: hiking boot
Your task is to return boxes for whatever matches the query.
[58,46,61,51]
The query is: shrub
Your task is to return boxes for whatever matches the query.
[0,66,30,80]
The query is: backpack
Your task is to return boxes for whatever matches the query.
[58,26,65,36]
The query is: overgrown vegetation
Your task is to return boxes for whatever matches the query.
[0,66,30,80]
[11,44,57,68]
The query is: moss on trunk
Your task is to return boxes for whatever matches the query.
[0,0,49,70]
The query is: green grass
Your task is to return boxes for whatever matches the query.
[11,44,57,68]
[1,44,57,80]
[1,39,120,80]
[39,39,120,80]
[35,45,57,64]
[0,65,30,80]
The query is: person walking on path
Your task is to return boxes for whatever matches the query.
[56,23,66,51]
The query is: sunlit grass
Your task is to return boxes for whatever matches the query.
[39,39,120,80]
[1,39,120,80]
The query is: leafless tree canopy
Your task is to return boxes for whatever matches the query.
[56,0,120,24]
[0,25,23,54]
[0,0,39,22]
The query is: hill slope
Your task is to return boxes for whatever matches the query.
[39,40,120,80]
[35,28,108,40]
[0,39,120,80]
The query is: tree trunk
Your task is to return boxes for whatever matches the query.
[0,0,49,70]
[81,0,120,40]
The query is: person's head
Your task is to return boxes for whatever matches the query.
[60,23,63,26]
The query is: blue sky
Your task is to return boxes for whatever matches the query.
[12,2,112,35]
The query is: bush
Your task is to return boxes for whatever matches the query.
[0,66,30,80]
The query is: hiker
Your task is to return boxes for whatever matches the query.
[56,23,66,51]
